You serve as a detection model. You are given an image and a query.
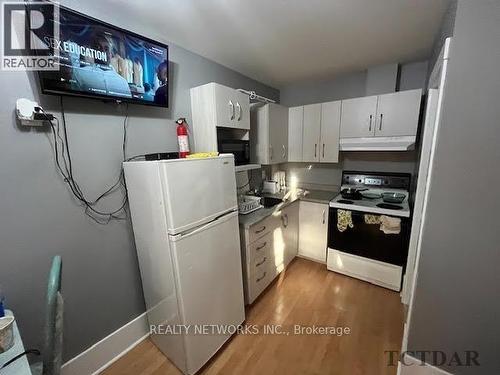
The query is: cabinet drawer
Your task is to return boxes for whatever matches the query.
[249,232,271,263]
[248,265,274,303]
[251,250,271,278]
[248,215,277,243]
[249,232,272,279]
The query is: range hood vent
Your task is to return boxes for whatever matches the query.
[340,136,416,151]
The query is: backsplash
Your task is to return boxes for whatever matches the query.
[282,151,418,192]
[237,151,417,195]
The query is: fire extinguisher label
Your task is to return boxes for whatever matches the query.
[178,135,189,152]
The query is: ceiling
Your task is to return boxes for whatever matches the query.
[63,0,451,88]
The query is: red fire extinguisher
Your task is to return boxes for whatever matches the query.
[176,118,190,158]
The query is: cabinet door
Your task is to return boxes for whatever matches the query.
[234,90,250,130]
[214,83,237,128]
[268,104,289,164]
[281,202,299,267]
[302,104,322,162]
[298,201,328,263]
[320,101,341,163]
[288,106,304,162]
[375,89,422,137]
[340,96,378,138]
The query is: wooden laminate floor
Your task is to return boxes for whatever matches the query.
[102,258,404,375]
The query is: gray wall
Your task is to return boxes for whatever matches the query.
[0,2,278,362]
[280,60,428,107]
[407,1,500,373]
[279,61,427,190]
[280,70,367,107]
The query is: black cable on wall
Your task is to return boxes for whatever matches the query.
[41,97,131,224]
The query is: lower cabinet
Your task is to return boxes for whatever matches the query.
[281,201,299,267]
[298,201,329,263]
[240,201,299,304]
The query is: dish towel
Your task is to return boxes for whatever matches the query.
[380,215,401,234]
[337,210,354,232]
[364,214,381,225]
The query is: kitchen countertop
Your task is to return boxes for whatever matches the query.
[238,189,338,228]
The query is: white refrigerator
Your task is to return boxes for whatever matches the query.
[123,154,245,375]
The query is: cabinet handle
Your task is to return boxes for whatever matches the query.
[281,213,289,228]
[269,145,273,160]
[236,102,242,121]
[256,272,267,282]
[369,114,373,131]
[256,242,267,251]
[282,144,286,158]
[322,209,326,224]
[314,144,317,158]
[255,226,266,234]
[256,257,267,267]
[229,100,235,120]
[322,144,325,158]
[379,113,383,131]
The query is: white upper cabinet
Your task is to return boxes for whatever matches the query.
[213,83,238,129]
[340,95,378,138]
[375,89,422,137]
[287,102,340,163]
[302,104,322,162]
[339,89,423,151]
[268,104,289,164]
[191,82,250,132]
[288,106,304,162]
[212,83,250,130]
[191,82,251,152]
[233,89,251,130]
[250,103,288,165]
[319,101,341,163]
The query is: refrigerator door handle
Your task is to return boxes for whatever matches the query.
[170,210,238,241]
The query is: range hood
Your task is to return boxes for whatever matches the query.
[340,136,416,151]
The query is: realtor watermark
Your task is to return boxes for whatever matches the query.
[386,350,480,368]
[150,324,351,337]
[1,1,59,70]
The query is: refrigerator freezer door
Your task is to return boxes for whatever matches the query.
[169,211,245,375]
[161,155,238,234]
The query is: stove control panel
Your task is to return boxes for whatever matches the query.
[364,178,382,186]
[342,171,411,190]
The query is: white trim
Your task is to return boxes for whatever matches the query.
[296,253,326,264]
[61,312,150,375]
[400,89,439,305]
[329,201,410,218]
[327,248,402,291]
[400,37,452,354]
[398,354,454,375]
[339,136,416,151]
[235,164,261,172]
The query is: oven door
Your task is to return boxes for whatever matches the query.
[327,207,411,267]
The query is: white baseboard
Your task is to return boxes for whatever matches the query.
[398,354,453,375]
[62,312,150,375]
[296,254,326,264]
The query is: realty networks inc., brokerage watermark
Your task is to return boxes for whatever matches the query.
[1,1,60,71]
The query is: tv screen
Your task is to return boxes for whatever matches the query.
[38,6,169,107]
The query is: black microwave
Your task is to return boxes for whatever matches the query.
[218,140,250,166]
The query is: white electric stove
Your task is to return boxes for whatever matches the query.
[327,171,412,291]
[329,189,410,218]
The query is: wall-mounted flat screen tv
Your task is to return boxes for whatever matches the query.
[38,6,169,107]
